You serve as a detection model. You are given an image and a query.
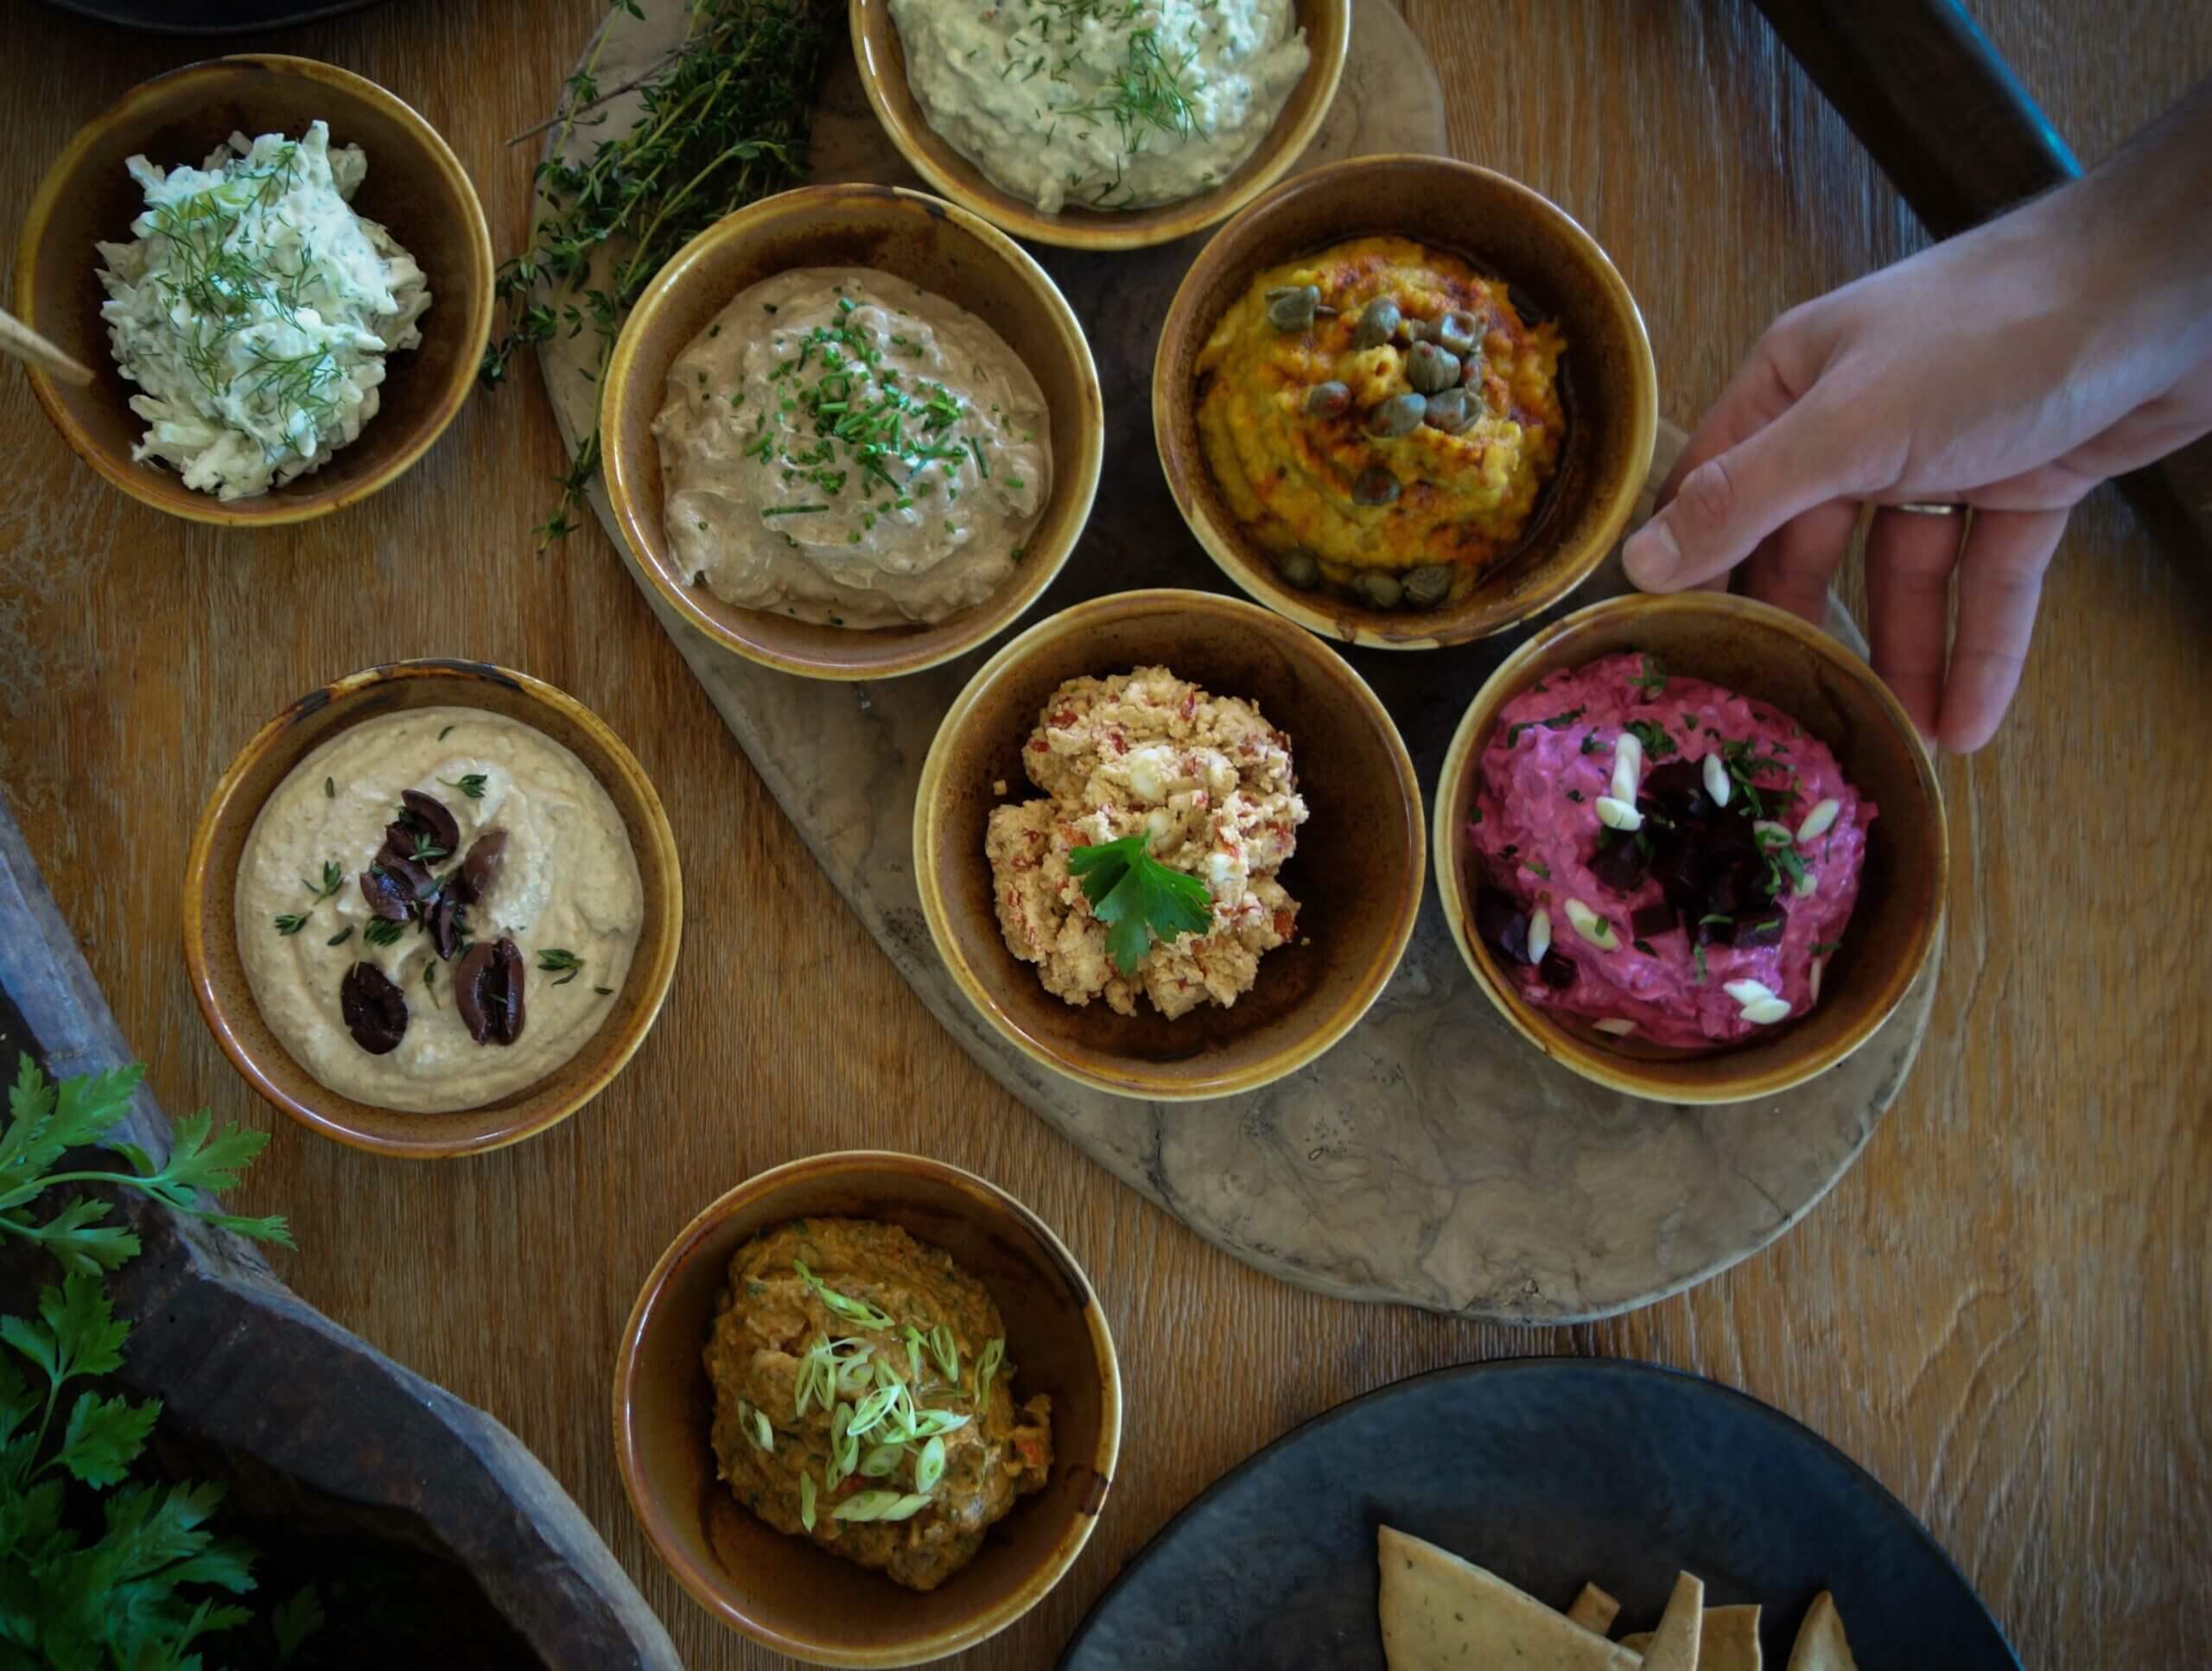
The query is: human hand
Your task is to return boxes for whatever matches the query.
[1623,156,2212,752]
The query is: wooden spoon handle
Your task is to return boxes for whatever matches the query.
[1757,0,2212,563]
[0,306,94,386]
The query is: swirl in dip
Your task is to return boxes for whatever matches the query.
[235,706,644,1111]
[704,1217,1052,1592]
[1467,654,1873,1048]
[1197,235,1566,610]
[653,267,1050,628]
[888,0,1309,213]
[986,665,1308,1018]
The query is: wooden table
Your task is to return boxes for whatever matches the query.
[3,2,2205,1665]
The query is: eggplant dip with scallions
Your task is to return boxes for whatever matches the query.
[705,1218,1052,1592]
[234,706,643,1111]
[652,267,1051,628]
[1467,654,1874,1049]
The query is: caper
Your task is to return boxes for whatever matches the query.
[1435,309,1483,355]
[1351,466,1400,506]
[1423,387,1473,434]
[1276,549,1322,590]
[1266,285,1321,332]
[1365,392,1427,438]
[1352,297,1400,351]
[1305,380,1351,418]
[1359,571,1405,608]
[1402,564,1455,607]
[1406,340,1462,394]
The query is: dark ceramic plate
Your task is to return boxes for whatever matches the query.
[1061,1359,2019,1669]
[41,0,386,32]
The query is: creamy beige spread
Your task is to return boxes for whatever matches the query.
[234,706,644,1112]
[986,665,1308,1018]
[652,267,1050,628]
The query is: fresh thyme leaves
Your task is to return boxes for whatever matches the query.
[536,948,585,986]
[361,918,406,949]
[1066,833,1213,976]
[482,0,839,544]
[322,776,336,799]
[272,912,310,937]
[326,926,354,947]
[593,985,615,997]
[302,860,345,903]
[439,772,489,800]
[423,963,440,1007]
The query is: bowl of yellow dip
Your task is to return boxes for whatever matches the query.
[1156,156,1658,649]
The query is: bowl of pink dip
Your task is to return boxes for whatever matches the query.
[1436,591,1947,1104]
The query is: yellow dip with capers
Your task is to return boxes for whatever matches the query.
[703,1217,1052,1592]
[1195,235,1567,601]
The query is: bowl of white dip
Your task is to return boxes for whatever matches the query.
[602,182,1103,680]
[17,54,493,525]
[184,659,683,1158]
[852,0,1350,251]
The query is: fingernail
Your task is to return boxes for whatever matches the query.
[1624,518,1681,590]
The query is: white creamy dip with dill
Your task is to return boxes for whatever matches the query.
[97,121,431,500]
[235,707,642,1114]
[652,266,1050,628]
[888,0,1310,213]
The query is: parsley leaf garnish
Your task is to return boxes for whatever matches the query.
[1066,834,1213,976]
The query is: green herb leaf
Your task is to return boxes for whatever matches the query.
[1630,654,1668,691]
[1066,834,1213,977]
[1625,719,1677,759]
[54,1389,162,1488]
[439,772,489,800]
[537,948,585,986]
[271,1585,327,1661]
[272,912,311,937]
[793,1260,895,1331]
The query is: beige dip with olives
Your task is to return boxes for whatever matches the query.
[652,267,1051,629]
[234,706,644,1113]
[986,665,1308,1018]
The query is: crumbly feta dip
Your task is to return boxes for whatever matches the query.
[888,0,1311,213]
[654,267,1050,628]
[235,707,642,1113]
[986,665,1308,1018]
[97,121,431,500]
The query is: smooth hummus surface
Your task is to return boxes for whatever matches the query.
[889,0,1309,213]
[1467,654,1874,1049]
[1196,235,1567,600]
[704,1218,1052,1592]
[986,665,1308,1019]
[653,267,1050,629]
[235,706,644,1112]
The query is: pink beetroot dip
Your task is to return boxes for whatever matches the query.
[1467,651,1874,1049]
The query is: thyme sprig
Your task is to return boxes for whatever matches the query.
[481,0,840,544]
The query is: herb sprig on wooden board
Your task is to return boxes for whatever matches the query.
[1066,834,1214,977]
[482,0,841,543]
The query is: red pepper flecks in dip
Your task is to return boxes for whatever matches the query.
[1467,652,1875,1048]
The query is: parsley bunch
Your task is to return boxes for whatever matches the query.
[1067,834,1214,976]
[0,1057,313,1667]
[482,0,841,543]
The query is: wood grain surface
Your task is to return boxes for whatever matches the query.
[1,2,2205,1667]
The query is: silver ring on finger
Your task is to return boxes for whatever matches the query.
[1888,499,1967,516]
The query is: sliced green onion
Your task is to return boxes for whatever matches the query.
[974,1337,1006,1407]
[799,1471,817,1533]
[794,1260,896,1331]
[861,1444,904,1479]
[914,1435,946,1495]
[833,1490,933,1523]
[928,1324,960,1382]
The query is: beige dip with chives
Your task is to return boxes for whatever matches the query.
[652,267,1051,628]
[234,706,644,1112]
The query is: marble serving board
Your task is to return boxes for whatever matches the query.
[537,1,1936,1323]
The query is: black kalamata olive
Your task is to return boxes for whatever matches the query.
[455,937,525,1046]
[429,893,464,960]
[400,790,460,855]
[340,962,408,1055]
[455,829,508,905]
[359,865,414,923]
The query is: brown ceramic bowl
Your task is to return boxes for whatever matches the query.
[613,1151,1121,1668]
[1434,591,1947,1104]
[1155,154,1659,650]
[914,588,1424,1100]
[182,660,683,1158]
[850,0,1350,251]
[16,54,493,526]
[601,183,1103,682]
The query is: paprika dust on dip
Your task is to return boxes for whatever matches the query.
[1467,653,1874,1048]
